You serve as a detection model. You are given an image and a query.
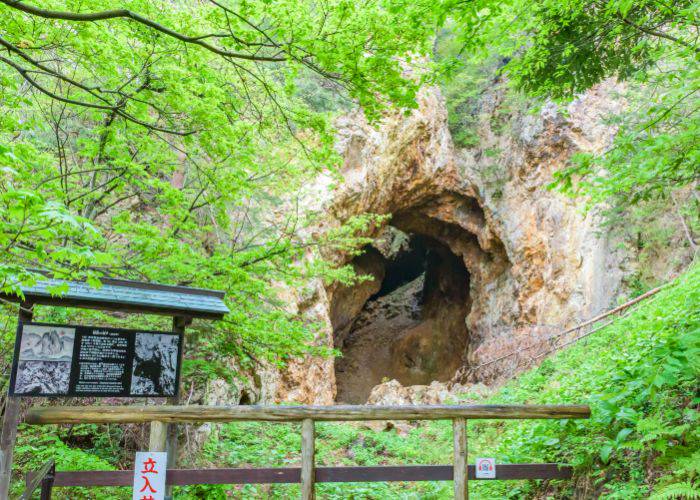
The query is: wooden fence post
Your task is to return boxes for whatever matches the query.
[453,417,468,500]
[149,421,168,452]
[0,302,33,500]
[301,419,315,500]
[39,461,55,500]
[166,316,191,499]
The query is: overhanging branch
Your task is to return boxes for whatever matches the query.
[0,54,196,136]
[0,0,286,62]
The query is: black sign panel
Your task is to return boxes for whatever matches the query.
[9,322,182,398]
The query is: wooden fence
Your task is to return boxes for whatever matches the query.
[24,404,589,499]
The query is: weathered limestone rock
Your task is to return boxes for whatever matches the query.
[273,81,629,404]
[273,284,337,405]
[457,81,629,373]
[366,379,491,405]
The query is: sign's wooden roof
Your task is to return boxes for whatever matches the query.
[2,277,229,319]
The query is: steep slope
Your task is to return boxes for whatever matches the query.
[185,264,698,499]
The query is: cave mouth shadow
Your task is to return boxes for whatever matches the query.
[331,231,471,404]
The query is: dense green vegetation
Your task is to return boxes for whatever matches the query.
[1,0,698,498]
[0,0,441,381]
[447,0,699,214]
[13,261,698,498]
[1,0,696,383]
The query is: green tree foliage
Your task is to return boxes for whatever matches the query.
[0,0,440,367]
[446,0,699,214]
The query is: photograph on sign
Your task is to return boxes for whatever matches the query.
[9,322,182,398]
[475,457,496,479]
[133,451,167,500]
[131,333,180,396]
[13,324,75,395]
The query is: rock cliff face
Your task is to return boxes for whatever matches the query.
[274,81,629,404]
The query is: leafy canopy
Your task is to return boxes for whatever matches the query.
[446,0,699,212]
[0,0,439,366]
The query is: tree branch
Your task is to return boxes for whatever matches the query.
[0,54,115,110]
[1,0,286,62]
[619,15,699,53]
[0,53,197,136]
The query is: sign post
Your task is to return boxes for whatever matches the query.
[165,315,191,499]
[0,302,32,498]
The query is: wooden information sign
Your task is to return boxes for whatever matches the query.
[0,277,229,500]
[9,322,182,398]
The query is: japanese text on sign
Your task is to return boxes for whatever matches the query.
[133,451,167,500]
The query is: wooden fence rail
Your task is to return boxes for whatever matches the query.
[25,403,590,424]
[20,459,53,500]
[24,404,590,500]
[27,464,575,484]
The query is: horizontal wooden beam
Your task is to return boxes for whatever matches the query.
[36,464,573,487]
[25,404,590,425]
[0,274,228,319]
[1,295,224,319]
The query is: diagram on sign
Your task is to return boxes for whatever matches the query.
[10,322,182,398]
[13,324,75,395]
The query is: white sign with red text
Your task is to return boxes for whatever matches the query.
[475,457,496,479]
[133,451,167,500]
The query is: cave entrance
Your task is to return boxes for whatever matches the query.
[331,231,471,403]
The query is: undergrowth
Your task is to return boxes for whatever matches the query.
[13,265,699,498]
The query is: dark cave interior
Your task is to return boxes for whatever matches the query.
[331,231,471,403]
